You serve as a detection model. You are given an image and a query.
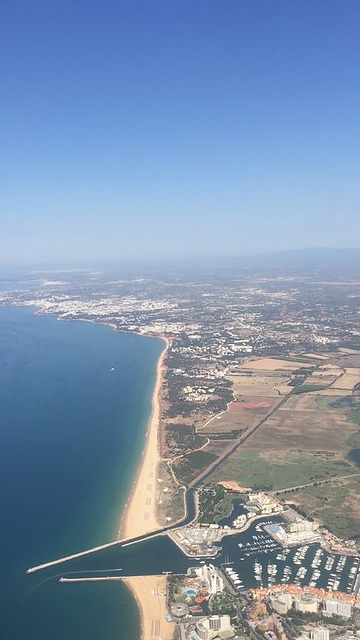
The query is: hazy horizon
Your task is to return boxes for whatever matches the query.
[1,247,360,274]
[1,1,359,263]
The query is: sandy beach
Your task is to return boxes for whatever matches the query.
[120,337,168,540]
[120,338,174,639]
[124,575,175,640]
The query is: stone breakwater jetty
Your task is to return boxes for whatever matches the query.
[59,577,124,583]
[26,540,125,574]
[26,530,163,574]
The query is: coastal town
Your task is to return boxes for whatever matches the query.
[166,559,360,640]
[1,258,360,640]
[162,484,360,640]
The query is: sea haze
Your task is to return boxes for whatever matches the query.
[0,305,163,639]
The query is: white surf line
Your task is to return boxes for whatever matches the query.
[26,539,126,574]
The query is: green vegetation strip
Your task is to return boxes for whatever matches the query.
[208,450,356,491]
[281,476,360,540]
[294,384,328,394]
[198,484,244,524]
[173,450,218,485]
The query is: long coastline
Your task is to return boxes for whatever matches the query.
[26,305,173,639]
[120,336,173,640]
[120,336,168,540]
[0,305,172,640]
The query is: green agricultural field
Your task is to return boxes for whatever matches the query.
[208,449,357,491]
[294,384,328,394]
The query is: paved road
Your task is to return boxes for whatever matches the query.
[189,391,294,488]
[274,472,360,494]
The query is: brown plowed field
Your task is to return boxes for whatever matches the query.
[229,401,272,411]
[201,396,280,433]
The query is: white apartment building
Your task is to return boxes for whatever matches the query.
[196,564,224,595]
[310,627,330,640]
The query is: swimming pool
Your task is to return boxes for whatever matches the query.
[187,589,196,595]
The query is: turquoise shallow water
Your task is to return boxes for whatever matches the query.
[0,305,163,639]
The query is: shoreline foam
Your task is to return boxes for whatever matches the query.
[120,337,173,640]
[29,304,172,639]
[120,336,168,541]
[124,575,175,640]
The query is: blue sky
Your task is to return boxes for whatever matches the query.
[1,0,359,263]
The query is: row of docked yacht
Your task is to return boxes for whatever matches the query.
[335,555,347,573]
[324,555,335,571]
[347,559,360,593]
[224,565,245,591]
[324,554,349,592]
[238,533,281,557]
[327,575,341,591]
[329,557,360,593]
[309,568,321,587]
[281,565,292,584]
[311,548,323,568]
[295,566,308,582]
[267,563,277,586]
[254,520,277,531]
[248,544,360,593]
[293,545,310,565]
[267,563,277,576]
[254,560,263,582]
[233,520,359,594]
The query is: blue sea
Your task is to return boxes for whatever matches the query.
[0,305,164,639]
[2,304,356,639]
